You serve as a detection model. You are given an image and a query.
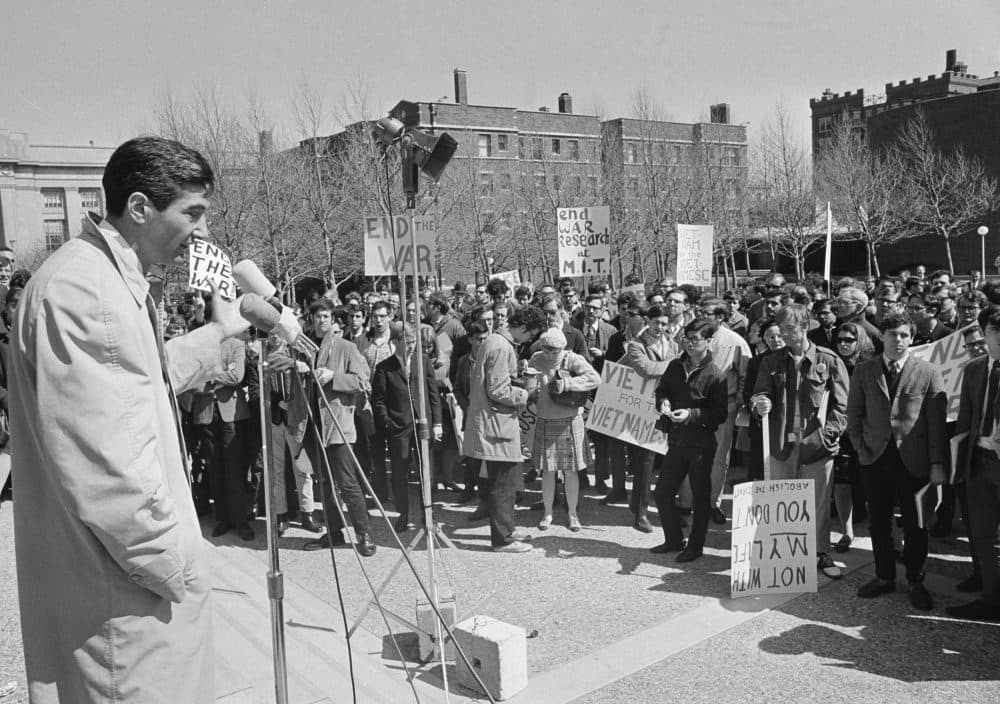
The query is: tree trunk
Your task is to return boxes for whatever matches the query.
[868,240,881,278]
[943,234,955,277]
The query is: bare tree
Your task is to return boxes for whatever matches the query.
[895,111,1000,275]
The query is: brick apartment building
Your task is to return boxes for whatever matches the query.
[310,70,748,285]
[809,49,1000,277]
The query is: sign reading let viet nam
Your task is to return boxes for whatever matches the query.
[557,206,610,277]
[363,215,437,276]
[674,224,714,286]
[730,479,817,599]
[585,362,668,454]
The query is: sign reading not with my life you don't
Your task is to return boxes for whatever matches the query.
[730,479,817,599]
[363,214,437,276]
[188,238,236,300]
[557,206,610,278]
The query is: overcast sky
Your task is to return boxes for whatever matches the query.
[3,0,998,149]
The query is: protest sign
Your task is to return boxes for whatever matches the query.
[585,362,668,454]
[909,326,974,422]
[557,206,610,278]
[619,283,646,304]
[674,224,714,286]
[188,238,236,300]
[493,269,521,290]
[730,479,818,599]
[363,214,437,276]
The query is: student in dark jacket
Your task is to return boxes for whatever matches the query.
[372,324,443,532]
[650,319,729,563]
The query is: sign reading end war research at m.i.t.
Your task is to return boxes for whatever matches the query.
[557,206,610,278]
[730,479,817,599]
[585,362,668,454]
[363,214,437,276]
[188,238,236,300]
[674,224,714,286]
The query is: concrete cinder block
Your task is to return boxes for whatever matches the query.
[453,615,527,701]
[416,596,456,662]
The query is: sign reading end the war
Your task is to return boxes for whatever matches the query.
[188,238,236,301]
[363,214,437,277]
[557,206,610,278]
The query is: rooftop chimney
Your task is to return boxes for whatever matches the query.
[558,92,573,113]
[709,103,731,124]
[454,69,468,105]
[946,49,957,72]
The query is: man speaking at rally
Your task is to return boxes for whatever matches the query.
[9,137,249,702]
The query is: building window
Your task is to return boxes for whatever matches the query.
[480,172,494,197]
[44,219,67,251]
[478,134,492,158]
[568,140,579,160]
[625,143,638,164]
[80,188,103,211]
[817,116,833,133]
[723,147,740,166]
[552,138,561,155]
[534,173,546,191]
[498,134,509,152]
[672,145,683,164]
[42,189,65,210]
[628,177,640,196]
[531,138,542,160]
[500,173,513,191]
[518,137,525,159]
[588,175,599,197]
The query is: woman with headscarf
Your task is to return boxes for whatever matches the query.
[830,321,875,552]
[527,328,600,531]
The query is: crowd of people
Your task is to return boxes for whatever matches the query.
[130,260,1000,622]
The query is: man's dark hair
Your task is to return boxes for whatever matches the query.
[915,293,942,315]
[699,297,728,318]
[812,298,834,313]
[486,278,508,297]
[646,304,667,320]
[427,293,451,315]
[879,313,915,334]
[930,269,951,281]
[508,305,547,333]
[465,319,490,337]
[982,281,1000,305]
[930,283,953,300]
[904,276,924,291]
[538,292,564,310]
[685,318,717,339]
[9,269,30,289]
[585,293,605,307]
[514,285,531,298]
[5,286,22,307]
[103,137,214,216]
[309,298,336,316]
[617,291,636,307]
[978,305,1000,330]
[370,300,391,317]
[677,284,701,306]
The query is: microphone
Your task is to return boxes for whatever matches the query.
[233,260,277,299]
[239,294,319,356]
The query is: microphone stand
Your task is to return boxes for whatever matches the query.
[254,331,289,704]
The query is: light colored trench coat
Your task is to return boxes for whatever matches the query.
[463,329,528,463]
[10,215,224,703]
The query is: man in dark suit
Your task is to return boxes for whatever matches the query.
[807,299,837,350]
[846,313,946,611]
[907,293,953,345]
[372,325,443,532]
[576,293,618,493]
[948,306,1000,621]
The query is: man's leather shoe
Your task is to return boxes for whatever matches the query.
[469,502,489,521]
[600,490,628,505]
[442,481,462,493]
[946,599,1000,621]
[594,481,610,495]
[300,515,322,533]
[357,531,377,557]
[510,530,533,543]
[303,531,345,551]
[908,582,934,611]
[710,507,727,525]
[650,540,685,554]
[633,515,653,533]
[457,490,477,504]
[675,547,703,563]
[956,575,982,593]
[857,578,896,598]
[394,516,415,533]
[237,523,255,541]
[524,469,538,485]
[211,521,234,538]
[277,520,289,537]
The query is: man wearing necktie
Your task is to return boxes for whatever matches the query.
[846,313,946,611]
[949,305,1000,621]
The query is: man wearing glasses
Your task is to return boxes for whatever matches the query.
[752,304,850,580]
[958,290,988,328]
[873,290,905,326]
[578,294,618,494]
[907,293,953,345]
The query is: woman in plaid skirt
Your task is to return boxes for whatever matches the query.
[527,328,600,531]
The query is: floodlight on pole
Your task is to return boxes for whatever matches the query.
[979,225,989,279]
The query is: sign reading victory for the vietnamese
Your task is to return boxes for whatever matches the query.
[188,238,236,300]
[730,479,818,599]
[674,224,714,286]
[909,326,974,422]
[585,362,668,454]
[557,206,610,278]
[493,269,521,290]
[363,214,437,276]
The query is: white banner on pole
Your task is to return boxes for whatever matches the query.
[363,214,437,277]
[730,479,818,599]
[674,224,714,286]
[557,206,610,278]
[188,238,236,300]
